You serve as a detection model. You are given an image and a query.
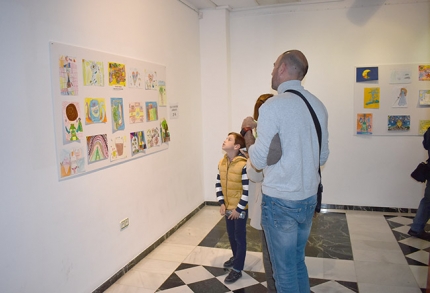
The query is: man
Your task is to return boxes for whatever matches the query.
[242,50,329,292]
[408,127,430,240]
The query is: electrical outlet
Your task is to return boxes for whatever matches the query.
[120,218,129,230]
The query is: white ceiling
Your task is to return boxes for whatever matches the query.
[180,0,327,11]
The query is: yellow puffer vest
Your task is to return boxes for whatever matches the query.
[218,154,248,210]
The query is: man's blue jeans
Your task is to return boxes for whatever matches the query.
[261,194,317,293]
[225,210,247,271]
[411,180,430,232]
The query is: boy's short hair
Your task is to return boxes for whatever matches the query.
[228,132,246,149]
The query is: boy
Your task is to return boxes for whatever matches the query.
[216,132,249,284]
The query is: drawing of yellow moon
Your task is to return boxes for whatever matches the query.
[362,69,370,79]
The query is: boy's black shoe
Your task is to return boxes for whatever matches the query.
[224,270,242,284]
[408,228,430,240]
[223,257,235,268]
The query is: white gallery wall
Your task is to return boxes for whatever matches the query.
[201,0,430,209]
[0,0,203,292]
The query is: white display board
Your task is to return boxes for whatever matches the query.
[354,63,430,136]
[50,42,170,180]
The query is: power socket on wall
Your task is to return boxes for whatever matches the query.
[120,218,129,230]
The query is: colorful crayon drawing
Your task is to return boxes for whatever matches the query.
[128,67,142,88]
[356,67,378,82]
[59,55,78,95]
[419,90,430,105]
[160,118,170,142]
[147,127,160,148]
[388,115,410,131]
[109,136,127,161]
[82,59,104,86]
[130,131,146,156]
[86,134,109,163]
[145,69,158,90]
[111,98,125,132]
[108,62,126,86]
[62,101,83,143]
[59,147,85,178]
[356,113,372,135]
[419,120,430,135]
[85,98,107,124]
[392,87,408,108]
[129,102,144,123]
[158,80,167,106]
[146,101,158,121]
[364,87,380,109]
[419,65,430,81]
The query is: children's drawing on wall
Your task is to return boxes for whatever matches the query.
[59,147,85,178]
[129,102,144,123]
[392,87,408,108]
[130,131,146,156]
[145,69,158,90]
[146,101,158,121]
[419,65,430,81]
[390,69,411,84]
[356,67,378,82]
[59,56,78,95]
[108,62,126,86]
[87,134,109,163]
[146,127,161,148]
[419,90,430,106]
[63,101,83,143]
[158,80,167,106]
[388,115,410,131]
[356,113,372,135]
[128,67,142,88]
[85,98,107,124]
[419,120,430,135]
[160,119,170,142]
[109,136,127,161]
[82,59,104,86]
[363,87,380,109]
[111,98,125,132]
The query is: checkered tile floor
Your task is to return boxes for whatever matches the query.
[106,207,429,293]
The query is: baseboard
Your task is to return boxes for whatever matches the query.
[320,203,417,213]
[93,202,206,293]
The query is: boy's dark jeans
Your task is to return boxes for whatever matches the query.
[225,211,247,271]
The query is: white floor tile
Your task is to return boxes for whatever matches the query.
[306,257,324,279]
[355,261,419,287]
[117,269,169,290]
[358,282,422,293]
[406,250,430,265]
[322,258,356,282]
[132,258,180,275]
[399,236,430,250]
[409,265,429,289]
[104,283,156,293]
[145,243,195,263]
[387,216,413,226]
[216,271,259,291]
[175,265,215,284]
[312,280,356,293]
[157,284,195,293]
[353,249,407,264]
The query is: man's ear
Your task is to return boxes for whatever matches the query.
[278,62,286,76]
[234,144,241,150]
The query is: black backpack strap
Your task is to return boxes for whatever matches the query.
[284,89,323,212]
